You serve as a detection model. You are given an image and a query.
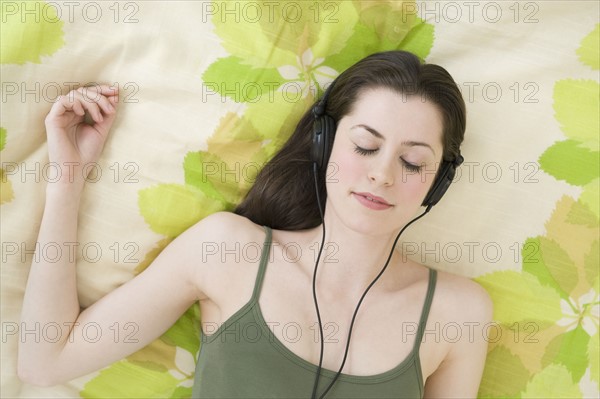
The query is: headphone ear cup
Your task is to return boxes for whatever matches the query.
[422,161,457,207]
[312,114,336,170]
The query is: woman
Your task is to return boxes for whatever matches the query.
[18,51,492,398]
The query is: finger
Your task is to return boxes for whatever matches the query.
[78,84,119,97]
[50,94,83,117]
[76,88,117,117]
[90,103,119,135]
[71,100,86,116]
[107,94,119,109]
[90,92,115,115]
[72,90,104,123]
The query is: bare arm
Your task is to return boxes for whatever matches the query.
[423,280,493,398]
[18,86,207,386]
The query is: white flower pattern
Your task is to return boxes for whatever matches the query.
[168,346,197,388]
[556,289,600,336]
[277,48,339,98]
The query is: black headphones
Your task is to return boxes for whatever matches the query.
[311,82,464,207]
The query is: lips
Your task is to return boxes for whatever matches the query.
[353,192,391,205]
[352,192,393,210]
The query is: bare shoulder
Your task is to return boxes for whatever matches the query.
[435,269,493,321]
[185,211,264,242]
[430,268,493,327]
[163,211,267,300]
[420,269,494,395]
[417,266,494,386]
[183,211,268,269]
[168,211,267,261]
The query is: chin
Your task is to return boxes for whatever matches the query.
[335,206,402,237]
[326,193,420,236]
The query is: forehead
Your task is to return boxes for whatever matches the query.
[344,87,444,148]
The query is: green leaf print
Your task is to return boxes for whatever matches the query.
[170,386,193,399]
[478,346,532,398]
[0,127,6,150]
[474,18,600,399]
[355,2,416,43]
[476,270,562,325]
[538,139,599,186]
[0,127,14,205]
[211,1,358,69]
[81,360,180,398]
[397,18,435,61]
[183,112,268,205]
[583,241,599,287]
[553,79,599,152]
[0,1,64,64]
[206,0,435,146]
[202,56,283,103]
[566,198,600,228]
[521,364,582,398]
[542,326,590,381]
[589,334,599,383]
[138,183,226,238]
[523,236,578,299]
[81,307,199,398]
[580,178,600,219]
[161,305,201,358]
[577,24,599,70]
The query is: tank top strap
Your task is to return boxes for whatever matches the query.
[250,226,273,302]
[413,268,438,351]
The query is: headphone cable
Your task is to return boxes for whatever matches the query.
[310,163,432,398]
[311,162,327,399]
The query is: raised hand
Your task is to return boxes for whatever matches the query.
[45,85,119,188]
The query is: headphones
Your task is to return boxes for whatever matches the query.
[311,81,464,207]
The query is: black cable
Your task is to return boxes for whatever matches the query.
[311,162,327,399]
[309,158,432,398]
[316,204,432,399]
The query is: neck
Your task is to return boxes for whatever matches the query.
[306,209,405,298]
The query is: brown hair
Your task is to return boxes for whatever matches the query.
[234,50,466,230]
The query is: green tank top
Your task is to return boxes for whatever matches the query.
[192,226,438,398]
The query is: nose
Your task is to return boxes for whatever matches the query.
[368,157,395,187]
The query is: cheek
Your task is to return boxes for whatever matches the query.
[396,169,436,203]
[328,143,363,189]
[399,167,439,201]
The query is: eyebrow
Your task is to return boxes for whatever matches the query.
[351,124,436,155]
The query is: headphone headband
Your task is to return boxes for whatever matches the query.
[311,81,463,207]
[312,82,335,118]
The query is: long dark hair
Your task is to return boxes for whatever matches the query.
[234,51,466,230]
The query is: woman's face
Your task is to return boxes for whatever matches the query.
[325,87,444,236]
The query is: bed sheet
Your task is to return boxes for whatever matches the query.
[1,1,598,397]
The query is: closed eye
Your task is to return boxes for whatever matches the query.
[353,146,378,156]
[402,159,422,172]
[355,145,423,172]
